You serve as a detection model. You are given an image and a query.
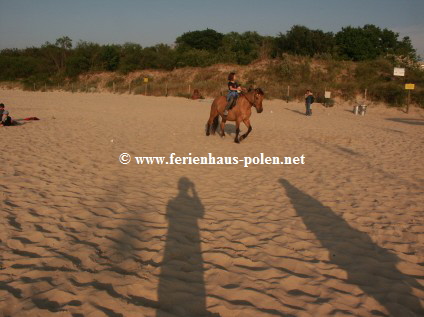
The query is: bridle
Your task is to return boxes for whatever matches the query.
[242,90,260,108]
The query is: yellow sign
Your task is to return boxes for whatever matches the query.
[144,77,149,83]
[405,83,415,90]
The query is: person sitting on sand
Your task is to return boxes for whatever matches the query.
[191,89,203,100]
[0,103,12,126]
[223,72,242,116]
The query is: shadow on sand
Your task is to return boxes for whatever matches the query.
[223,123,237,135]
[279,178,423,317]
[285,108,306,116]
[386,118,424,126]
[204,122,236,135]
[157,177,219,317]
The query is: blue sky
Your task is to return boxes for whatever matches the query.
[0,0,423,57]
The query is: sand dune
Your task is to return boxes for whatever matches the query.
[1,89,423,317]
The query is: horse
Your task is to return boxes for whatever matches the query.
[205,88,264,143]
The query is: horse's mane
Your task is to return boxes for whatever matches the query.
[255,88,264,95]
[245,87,264,95]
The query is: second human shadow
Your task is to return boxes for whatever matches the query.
[279,178,423,316]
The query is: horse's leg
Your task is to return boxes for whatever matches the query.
[206,120,211,136]
[234,119,241,143]
[239,119,252,142]
[206,115,215,136]
[211,115,219,135]
[206,104,219,136]
[220,117,226,137]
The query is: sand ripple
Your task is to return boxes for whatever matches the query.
[1,90,423,316]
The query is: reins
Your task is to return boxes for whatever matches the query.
[241,92,257,108]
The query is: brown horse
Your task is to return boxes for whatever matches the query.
[205,88,264,143]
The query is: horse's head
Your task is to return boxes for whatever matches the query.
[253,88,264,113]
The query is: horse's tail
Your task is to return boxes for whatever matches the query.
[212,115,220,133]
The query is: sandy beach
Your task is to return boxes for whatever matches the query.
[1,89,423,317]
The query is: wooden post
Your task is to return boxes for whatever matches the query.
[33,83,36,91]
[406,90,411,113]
[129,82,131,94]
[364,88,367,101]
[113,81,115,93]
[145,83,147,96]
[165,83,168,97]
[324,87,327,107]
[287,85,290,103]
[188,84,191,95]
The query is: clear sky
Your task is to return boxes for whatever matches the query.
[1,0,423,57]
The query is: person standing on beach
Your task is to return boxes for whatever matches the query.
[305,90,314,116]
[0,103,12,126]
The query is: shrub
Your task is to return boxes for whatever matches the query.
[66,55,90,77]
[324,98,335,107]
[411,90,424,108]
[369,83,406,107]
[176,92,191,98]
[133,86,145,95]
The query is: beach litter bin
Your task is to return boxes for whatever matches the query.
[359,104,367,116]
[353,103,367,115]
[353,105,359,115]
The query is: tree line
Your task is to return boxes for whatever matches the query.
[0,24,418,82]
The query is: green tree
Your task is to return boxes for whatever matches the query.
[55,36,72,49]
[176,29,224,51]
[140,44,176,70]
[336,25,383,60]
[55,36,73,70]
[73,41,102,71]
[0,56,37,80]
[276,25,335,57]
[220,31,266,64]
[175,49,216,67]
[394,36,416,60]
[335,24,416,61]
[100,45,120,71]
[66,55,90,77]
[153,44,176,70]
[118,42,143,73]
[40,36,73,73]
[41,42,62,72]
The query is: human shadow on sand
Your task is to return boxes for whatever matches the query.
[285,108,306,116]
[279,179,423,317]
[157,177,219,317]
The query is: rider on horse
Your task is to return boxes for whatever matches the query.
[223,72,242,116]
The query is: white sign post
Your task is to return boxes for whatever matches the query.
[394,67,405,77]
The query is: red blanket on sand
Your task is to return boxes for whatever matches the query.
[24,117,40,121]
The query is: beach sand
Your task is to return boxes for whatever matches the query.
[1,89,423,317]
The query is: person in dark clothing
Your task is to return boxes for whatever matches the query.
[223,72,242,116]
[0,103,12,126]
[305,90,314,116]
